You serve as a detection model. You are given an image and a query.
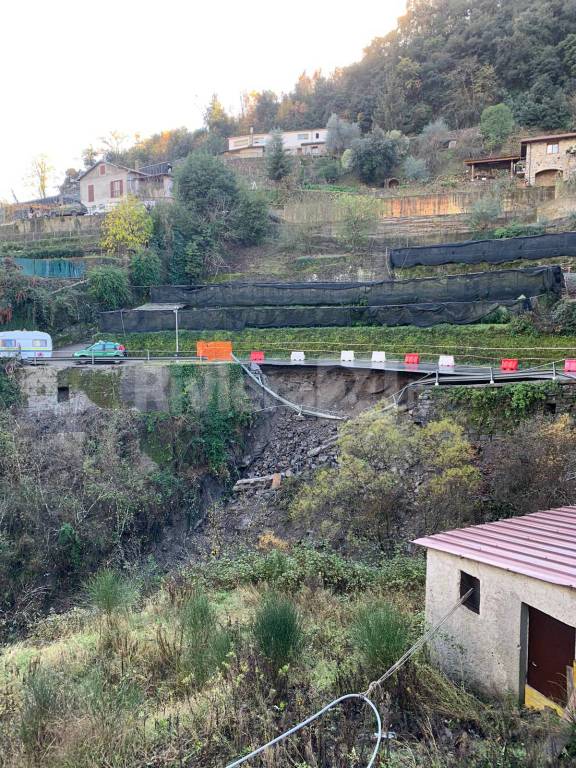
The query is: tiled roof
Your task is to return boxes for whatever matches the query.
[520,132,576,144]
[414,507,576,588]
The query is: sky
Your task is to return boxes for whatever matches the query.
[0,0,407,201]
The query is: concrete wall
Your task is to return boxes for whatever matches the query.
[424,549,576,700]
[526,138,576,186]
[0,215,101,242]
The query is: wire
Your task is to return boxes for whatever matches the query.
[223,589,473,768]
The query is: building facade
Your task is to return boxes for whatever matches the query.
[226,129,328,158]
[522,132,576,186]
[415,507,576,716]
[78,161,173,213]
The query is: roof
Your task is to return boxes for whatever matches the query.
[76,161,148,181]
[464,155,521,165]
[414,506,576,589]
[520,132,576,144]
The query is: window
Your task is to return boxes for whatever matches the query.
[0,339,17,348]
[315,132,320,139]
[110,180,123,198]
[57,386,70,403]
[547,143,559,154]
[99,164,106,175]
[31,339,48,348]
[297,133,309,141]
[87,184,94,203]
[460,571,480,614]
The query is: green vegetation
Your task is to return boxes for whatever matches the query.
[480,103,515,151]
[0,547,568,767]
[119,324,576,366]
[87,265,132,310]
[348,127,407,186]
[253,592,304,669]
[266,130,293,181]
[100,197,153,255]
[0,362,20,409]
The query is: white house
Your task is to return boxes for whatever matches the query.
[414,506,576,716]
[78,161,173,213]
[226,129,328,158]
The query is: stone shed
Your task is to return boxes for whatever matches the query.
[414,507,576,715]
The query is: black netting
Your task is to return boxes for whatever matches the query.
[150,267,561,308]
[390,232,576,268]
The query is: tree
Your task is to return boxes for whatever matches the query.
[129,248,162,288]
[480,104,515,151]
[348,127,404,186]
[291,410,480,552]
[100,197,153,255]
[402,156,430,182]
[265,131,293,182]
[325,114,360,155]
[87,266,132,310]
[175,152,238,218]
[204,94,234,137]
[100,130,129,162]
[81,145,99,169]
[25,155,54,199]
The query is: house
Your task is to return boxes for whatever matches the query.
[225,129,328,158]
[414,506,576,716]
[521,132,576,187]
[78,160,173,213]
[464,131,576,186]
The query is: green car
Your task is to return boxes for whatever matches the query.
[74,341,127,364]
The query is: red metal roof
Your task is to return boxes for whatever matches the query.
[413,506,576,589]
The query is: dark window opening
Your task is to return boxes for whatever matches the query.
[460,571,480,614]
[544,402,557,415]
[57,386,70,403]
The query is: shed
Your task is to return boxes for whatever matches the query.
[414,507,576,715]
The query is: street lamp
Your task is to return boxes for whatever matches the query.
[173,307,180,356]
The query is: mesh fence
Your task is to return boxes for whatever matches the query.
[390,232,576,268]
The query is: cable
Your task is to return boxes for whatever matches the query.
[224,589,472,768]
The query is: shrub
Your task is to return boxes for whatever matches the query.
[325,114,361,155]
[492,222,545,239]
[336,195,378,253]
[467,195,502,231]
[87,265,131,310]
[86,569,138,617]
[402,156,430,182]
[551,300,576,334]
[351,601,412,677]
[253,592,304,668]
[229,191,270,245]
[129,248,162,288]
[20,665,69,752]
[349,127,405,186]
[314,157,342,183]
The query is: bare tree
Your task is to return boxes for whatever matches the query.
[25,154,54,199]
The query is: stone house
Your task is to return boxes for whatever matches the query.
[78,161,173,213]
[225,129,328,158]
[521,132,576,186]
[414,506,576,716]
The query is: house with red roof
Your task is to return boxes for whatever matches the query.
[414,506,576,716]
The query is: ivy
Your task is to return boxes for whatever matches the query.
[0,363,20,409]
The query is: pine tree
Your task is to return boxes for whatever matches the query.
[265,131,292,182]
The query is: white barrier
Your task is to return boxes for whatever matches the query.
[341,350,355,363]
[438,355,455,368]
[371,351,387,363]
[291,351,306,362]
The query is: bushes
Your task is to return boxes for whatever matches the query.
[253,592,303,669]
[492,222,546,239]
[100,197,153,255]
[86,570,139,617]
[467,195,502,231]
[351,602,412,677]
[551,299,576,334]
[336,195,378,253]
[88,265,132,310]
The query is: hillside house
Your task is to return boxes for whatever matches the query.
[465,131,576,186]
[225,129,328,158]
[78,161,173,213]
[414,507,576,716]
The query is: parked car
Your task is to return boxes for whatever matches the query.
[74,341,126,363]
[49,203,87,217]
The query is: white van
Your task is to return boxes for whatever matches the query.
[0,331,53,360]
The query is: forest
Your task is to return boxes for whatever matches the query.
[102,0,576,169]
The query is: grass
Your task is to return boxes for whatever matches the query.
[118,324,576,366]
[0,548,570,767]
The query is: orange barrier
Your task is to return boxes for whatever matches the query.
[250,351,265,363]
[196,341,233,361]
[501,358,519,372]
[404,353,420,365]
[565,359,576,373]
